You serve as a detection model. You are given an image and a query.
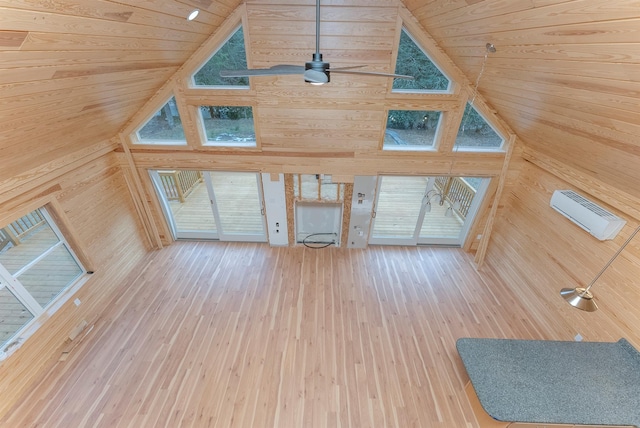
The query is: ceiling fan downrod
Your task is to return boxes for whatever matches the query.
[305,0,330,84]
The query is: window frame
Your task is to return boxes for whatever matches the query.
[391,27,453,95]
[0,206,88,359]
[454,102,506,152]
[190,24,251,90]
[196,104,258,148]
[381,109,444,152]
[132,95,189,146]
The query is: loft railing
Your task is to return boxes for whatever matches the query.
[158,170,203,203]
[434,177,476,219]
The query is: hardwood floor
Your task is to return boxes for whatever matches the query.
[1,242,547,427]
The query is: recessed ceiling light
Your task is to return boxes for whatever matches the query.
[187,9,199,21]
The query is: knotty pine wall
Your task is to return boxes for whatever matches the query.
[483,159,640,349]
[121,2,515,250]
[0,149,149,417]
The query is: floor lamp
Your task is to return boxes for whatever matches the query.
[560,224,640,312]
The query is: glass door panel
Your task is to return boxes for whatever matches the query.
[418,177,489,246]
[208,172,266,242]
[17,245,83,308]
[150,170,266,242]
[369,176,490,247]
[0,207,85,350]
[150,170,218,240]
[370,176,427,245]
[0,285,34,347]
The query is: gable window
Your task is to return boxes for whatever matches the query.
[0,207,85,356]
[454,103,505,151]
[198,105,256,147]
[192,26,249,88]
[135,96,187,145]
[383,109,442,151]
[392,28,451,93]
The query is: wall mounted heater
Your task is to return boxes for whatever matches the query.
[550,190,626,240]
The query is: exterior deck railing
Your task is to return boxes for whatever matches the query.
[158,170,203,203]
[434,177,476,219]
[0,210,47,251]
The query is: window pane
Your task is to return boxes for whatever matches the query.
[0,210,59,276]
[455,103,504,150]
[0,286,34,347]
[136,97,187,145]
[17,245,83,308]
[193,27,249,87]
[383,110,441,150]
[393,29,450,92]
[200,106,256,147]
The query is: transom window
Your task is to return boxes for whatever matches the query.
[135,96,187,145]
[0,208,85,353]
[198,105,256,147]
[383,110,442,151]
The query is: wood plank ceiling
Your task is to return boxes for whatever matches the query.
[1,0,639,204]
[0,0,242,182]
[405,0,640,198]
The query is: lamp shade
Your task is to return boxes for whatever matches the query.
[560,287,598,312]
[559,223,640,312]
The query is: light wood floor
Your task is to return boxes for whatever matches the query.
[1,242,545,427]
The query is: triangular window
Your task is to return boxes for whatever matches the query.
[135,96,186,145]
[454,103,504,150]
[193,26,249,87]
[393,28,451,93]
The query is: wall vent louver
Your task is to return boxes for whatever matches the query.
[550,190,626,240]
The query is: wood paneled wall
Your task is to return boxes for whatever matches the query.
[0,0,242,183]
[0,151,149,417]
[483,159,640,348]
[123,2,513,177]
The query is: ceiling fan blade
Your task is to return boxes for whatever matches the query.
[326,65,366,71]
[329,69,414,80]
[220,64,304,78]
[303,69,329,84]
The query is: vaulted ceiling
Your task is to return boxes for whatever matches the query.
[2,0,639,203]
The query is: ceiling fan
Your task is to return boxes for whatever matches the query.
[220,0,414,85]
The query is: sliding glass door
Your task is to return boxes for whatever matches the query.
[208,172,266,241]
[370,175,489,246]
[150,170,266,242]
